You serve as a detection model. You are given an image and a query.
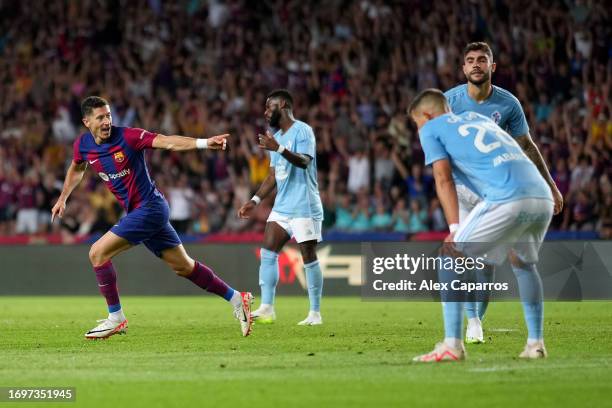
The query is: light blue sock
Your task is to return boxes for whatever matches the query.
[443,300,464,340]
[476,265,495,321]
[464,301,478,319]
[464,269,479,319]
[511,263,544,341]
[304,260,323,312]
[259,249,279,305]
[439,257,464,340]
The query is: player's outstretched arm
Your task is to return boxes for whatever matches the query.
[258,130,311,169]
[151,133,229,151]
[516,133,563,214]
[432,159,459,240]
[51,161,87,222]
[238,169,277,219]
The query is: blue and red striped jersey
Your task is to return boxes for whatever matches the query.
[73,126,164,212]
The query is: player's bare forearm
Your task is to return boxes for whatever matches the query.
[58,161,87,203]
[517,135,556,188]
[258,130,310,169]
[436,180,459,226]
[238,171,276,219]
[152,135,197,151]
[432,160,459,226]
[255,172,277,200]
[280,150,311,169]
[52,161,86,222]
[517,133,564,213]
[391,150,409,179]
[152,134,229,151]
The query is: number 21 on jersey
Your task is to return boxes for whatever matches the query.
[457,122,517,154]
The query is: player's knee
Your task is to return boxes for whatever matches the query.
[160,248,195,277]
[88,245,108,267]
[173,264,192,277]
[260,248,279,265]
[508,251,526,268]
[300,246,317,264]
[263,240,282,253]
[303,253,317,264]
[166,259,194,277]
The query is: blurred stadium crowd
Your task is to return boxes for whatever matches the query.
[0,0,610,239]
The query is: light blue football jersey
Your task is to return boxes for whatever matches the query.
[269,120,323,219]
[419,112,552,203]
[444,84,529,138]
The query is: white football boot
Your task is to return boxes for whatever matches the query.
[233,292,254,337]
[85,318,128,339]
[297,311,322,326]
[465,318,485,344]
[250,304,276,324]
[413,341,466,363]
[519,341,548,359]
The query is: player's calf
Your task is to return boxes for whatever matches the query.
[176,257,255,337]
[171,263,193,277]
[302,258,323,324]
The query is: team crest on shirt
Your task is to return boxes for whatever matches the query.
[113,151,125,163]
[491,111,502,124]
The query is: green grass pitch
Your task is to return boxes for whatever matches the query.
[1,297,611,408]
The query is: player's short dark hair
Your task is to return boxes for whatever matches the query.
[81,96,110,117]
[267,89,293,109]
[408,88,449,115]
[463,42,494,61]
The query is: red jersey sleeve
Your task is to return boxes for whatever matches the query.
[123,127,157,150]
[73,136,84,164]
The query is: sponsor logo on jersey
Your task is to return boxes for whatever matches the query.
[492,152,526,167]
[276,164,289,180]
[114,151,125,163]
[98,168,131,181]
[275,142,292,181]
[491,111,502,124]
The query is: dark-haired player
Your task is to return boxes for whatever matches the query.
[238,89,324,325]
[409,89,552,361]
[445,42,563,343]
[51,96,254,339]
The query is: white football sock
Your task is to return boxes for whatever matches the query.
[256,304,274,313]
[527,338,544,346]
[444,337,463,349]
[108,309,126,323]
[229,291,243,308]
[308,311,321,319]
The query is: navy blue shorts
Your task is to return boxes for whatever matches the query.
[111,199,181,257]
